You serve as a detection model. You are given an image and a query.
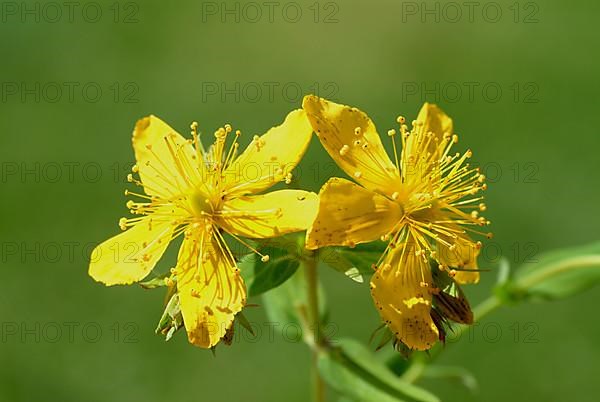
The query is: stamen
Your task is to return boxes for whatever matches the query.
[388,129,401,175]
[216,219,272,262]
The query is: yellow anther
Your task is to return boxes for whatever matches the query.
[396,116,406,124]
[118,218,127,231]
[354,127,362,135]
[214,128,226,139]
[261,255,270,262]
[253,135,265,149]
[131,164,139,173]
[387,129,396,136]
[354,171,363,179]
[339,145,350,156]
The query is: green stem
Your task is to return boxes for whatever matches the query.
[400,255,600,383]
[304,252,326,402]
[399,354,427,383]
[472,294,503,322]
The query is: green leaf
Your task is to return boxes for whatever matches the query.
[496,257,511,285]
[262,266,326,327]
[235,312,255,336]
[241,253,300,297]
[239,235,304,297]
[422,365,478,392]
[155,291,183,341]
[509,241,600,301]
[320,242,386,282]
[318,339,440,402]
[320,250,365,283]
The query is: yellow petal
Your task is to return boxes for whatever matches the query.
[176,229,246,348]
[305,178,402,250]
[132,115,199,199]
[401,103,454,185]
[370,244,439,351]
[302,95,401,196]
[416,102,453,146]
[222,109,312,196]
[453,267,480,284]
[89,213,175,286]
[218,190,318,239]
[437,231,480,284]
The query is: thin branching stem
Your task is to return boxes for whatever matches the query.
[304,252,326,402]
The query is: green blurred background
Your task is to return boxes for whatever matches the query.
[1,0,599,401]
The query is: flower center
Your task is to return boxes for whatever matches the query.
[190,190,221,217]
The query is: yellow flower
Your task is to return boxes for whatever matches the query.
[302,95,490,351]
[89,110,318,348]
